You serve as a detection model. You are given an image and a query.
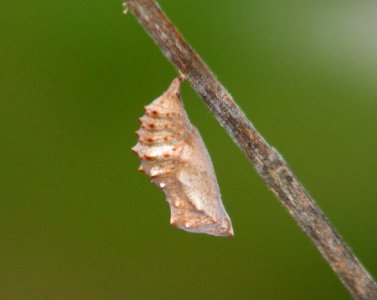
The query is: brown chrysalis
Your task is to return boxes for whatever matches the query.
[132,78,233,237]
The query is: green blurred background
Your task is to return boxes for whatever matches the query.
[1,1,377,299]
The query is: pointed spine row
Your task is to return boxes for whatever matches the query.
[132,78,191,183]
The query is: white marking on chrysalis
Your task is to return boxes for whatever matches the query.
[122,2,128,14]
[132,77,233,237]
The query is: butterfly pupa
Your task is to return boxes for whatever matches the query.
[132,77,233,237]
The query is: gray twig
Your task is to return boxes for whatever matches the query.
[124,0,377,298]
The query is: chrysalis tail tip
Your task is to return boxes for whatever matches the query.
[227,227,234,237]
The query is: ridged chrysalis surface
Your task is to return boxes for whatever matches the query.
[132,78,233,237]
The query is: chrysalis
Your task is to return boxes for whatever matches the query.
[132,78,233,237]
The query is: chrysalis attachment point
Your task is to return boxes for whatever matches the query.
[132,77,233,237]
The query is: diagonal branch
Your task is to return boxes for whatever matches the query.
[124,0,377,298]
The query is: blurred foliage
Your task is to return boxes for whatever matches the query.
[1,1,377,299]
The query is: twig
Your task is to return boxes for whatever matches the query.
[124,0,377,298]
